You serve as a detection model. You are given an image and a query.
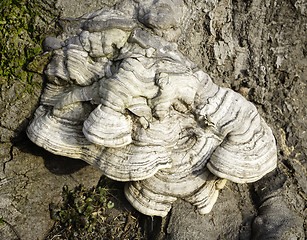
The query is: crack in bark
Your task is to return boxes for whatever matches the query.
[2,144,14,174]
[2,218,21,240]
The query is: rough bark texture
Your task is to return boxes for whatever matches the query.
[0,0,306,239]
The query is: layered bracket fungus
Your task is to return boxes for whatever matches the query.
[27,0,277,217]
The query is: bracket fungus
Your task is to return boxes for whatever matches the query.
[27,0,277,217]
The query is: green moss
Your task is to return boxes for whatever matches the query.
[0,0,56,95]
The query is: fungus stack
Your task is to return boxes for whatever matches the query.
[27,0,277,217]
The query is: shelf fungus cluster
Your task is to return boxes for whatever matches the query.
[27,0,277,217]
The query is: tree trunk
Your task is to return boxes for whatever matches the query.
[0,0,306,239]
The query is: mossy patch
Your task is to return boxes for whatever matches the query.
[0,0,57,94]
